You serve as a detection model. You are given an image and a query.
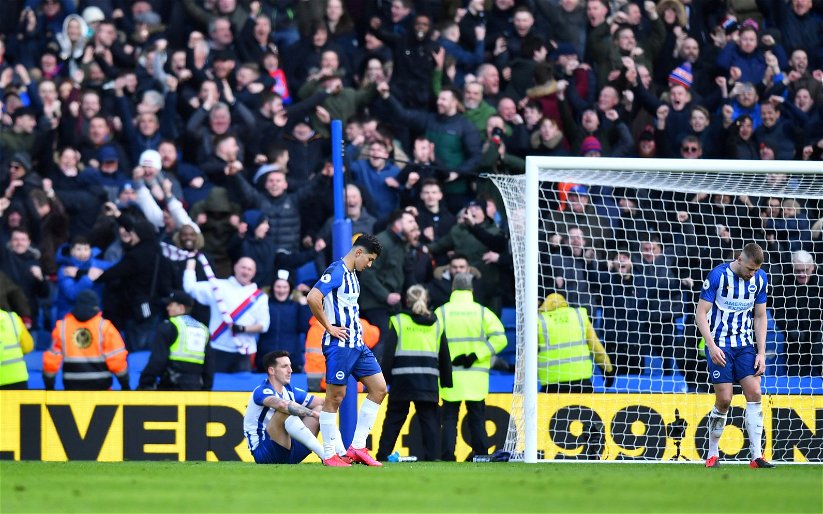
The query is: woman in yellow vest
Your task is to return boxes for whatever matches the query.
[537,293,613,392]
[0,310,33,389]
[376,285,453,461]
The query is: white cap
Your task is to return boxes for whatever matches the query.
[82,6,106,24]
[139,149,162,170]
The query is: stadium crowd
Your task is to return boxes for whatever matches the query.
[0,0,822,390]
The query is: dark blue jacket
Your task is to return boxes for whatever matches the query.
[350,159,402,221]
[256,298,311,371]
[767,214,812,253]
[54,243,113,321]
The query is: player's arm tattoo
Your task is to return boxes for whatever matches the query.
[287,401,314,417]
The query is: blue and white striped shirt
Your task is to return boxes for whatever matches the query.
[243,379,314,452]
[700,263,768,348]
[313,259,363,348]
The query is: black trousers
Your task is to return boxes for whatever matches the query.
[376,398,440,461]
[213,349,251,373]
[0,381,28,390]
[441,400,488,461]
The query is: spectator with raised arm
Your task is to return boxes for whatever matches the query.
[350,139,402,221]
[94,219,170,351]
[184,256,270,372]
[1,228,50,332]
[185,82,256,165]
[377,82,482,213]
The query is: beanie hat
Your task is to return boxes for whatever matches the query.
[580,136,602,155]
[638,125,655,141]
[9,152,32,173]
[721,15,739,34]
[11,106,36,121]
[72,289,100,321]
[274,269,294,289]
[139,149,162,170]
[134,11,162,26]
[668,62,693,89]
[98,145,119,163]
[252,163,280,185]
[550,42,578,61]
[242,209,266,230]
[82,6,105,25]
[740,18,759,32]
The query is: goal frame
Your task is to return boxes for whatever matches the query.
[520,156,823,464]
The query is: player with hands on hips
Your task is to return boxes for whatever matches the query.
[306,234,388,467]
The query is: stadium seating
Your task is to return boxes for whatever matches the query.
[761,376,823,395]
[499,307,517,368]
[22,350,823,395]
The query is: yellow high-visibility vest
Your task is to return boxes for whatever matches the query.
[436,290,507,402]
[537,306,593,385]
[0,311,31,387]
[168,316,209,365]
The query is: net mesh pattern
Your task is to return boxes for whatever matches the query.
[488,167,823,462]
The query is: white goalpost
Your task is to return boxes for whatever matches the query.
[489,157,823,464]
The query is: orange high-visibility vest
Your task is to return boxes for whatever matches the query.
[44,313,128,389]
[304,316,379,391]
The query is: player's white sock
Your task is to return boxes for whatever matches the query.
[350,398,380,449]
[708,406,727,458]
[319,411,338,460]
[745,401,764,460]
[284,416,324,460]
[334,426,347,457]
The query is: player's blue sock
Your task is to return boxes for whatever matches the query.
[285,415,324,460]
[708,406,727,458]
[351,398,380,449]
[745,401,763,460]
[319,411,338,460]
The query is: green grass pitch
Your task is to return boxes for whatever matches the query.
[1,461,821,513]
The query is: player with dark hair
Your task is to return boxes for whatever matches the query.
[696,243,775,468]
[243,351,325,464]
[306,234,388,466]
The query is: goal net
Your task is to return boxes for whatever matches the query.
[487,157,823,463]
